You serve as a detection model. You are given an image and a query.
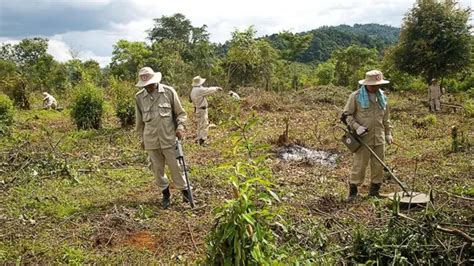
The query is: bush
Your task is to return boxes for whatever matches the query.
[108,77,136,127]
[205,116,278,264]
[413,114,438,128]
[70,82,104,130]
[0,93,14,135]
[463,98,474,117]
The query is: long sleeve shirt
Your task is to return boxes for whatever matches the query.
[343,89,392,146]
[135,84,187,150]
[190,86,220,109]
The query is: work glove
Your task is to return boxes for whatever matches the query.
[356,126,367,136]
[386,135,393,145]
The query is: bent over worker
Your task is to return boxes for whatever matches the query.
[343,70,393,202]
[135,67,189,209]
[42,92,57,110]
[190,76,222,146]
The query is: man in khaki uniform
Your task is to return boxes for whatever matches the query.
[428,78,441,112]
[42,92,57,110]
[190,76,222,146]
[343,70,393,201]
[135,67,189,209]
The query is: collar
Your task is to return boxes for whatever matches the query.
[142,83,164,98]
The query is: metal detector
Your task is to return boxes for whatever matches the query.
[340,113,430,205]
[176,140,195,208]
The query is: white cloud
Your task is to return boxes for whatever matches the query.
[47,39,73,62]
[2,0,472,66]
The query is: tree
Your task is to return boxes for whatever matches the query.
[0,38,49,68]
[393,0,472,83]
[148,13,209,45]
[109,40,151,81]
[332,45,379,87]
[274,31,312,61]
[224,27,278,88]
[315,60,336,85]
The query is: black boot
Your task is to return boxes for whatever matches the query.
[346,184,358,202]
[368,183,382,198]
[162,186,171,209]
[182,189,191,203]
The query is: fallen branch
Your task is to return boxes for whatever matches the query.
[396,212,473,243]
[435,226,474,243]
[435,189,474,202]
[183,215,198,251]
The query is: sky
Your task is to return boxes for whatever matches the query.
[0,0,472,66]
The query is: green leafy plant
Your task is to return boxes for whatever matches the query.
[70,82,104,130]
[0,92,14,135]
[108,77,136,127]
[205,115,279,265]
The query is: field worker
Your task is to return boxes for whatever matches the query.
[343,70,392,202]
[42,92,57,110]
[135,67,189,209]
[428,78,441,112]
[228,90,240,100]
[190,76,222,146]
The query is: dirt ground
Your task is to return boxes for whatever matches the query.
[1,87,472,263]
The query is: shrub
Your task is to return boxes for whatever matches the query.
[0,93,14,135]
[70,82,104,130]
[413,114,438,128]
[205,116,278,264]
[463,98,474,117]
[108,77,136,127]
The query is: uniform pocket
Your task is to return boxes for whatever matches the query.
[158,103,172,117]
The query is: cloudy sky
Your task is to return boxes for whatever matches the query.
[0,0,472,66]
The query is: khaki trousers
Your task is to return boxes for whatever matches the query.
[350,145,385,185]
[195,108,209,140]
[147,148,187,191]
[430,99,441,112]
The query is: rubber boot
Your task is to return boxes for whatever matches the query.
[162,186,171,209]
[368,183,382,198]
[182,189,191,203]
[346,184,358,202]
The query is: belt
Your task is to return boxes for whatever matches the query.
[194,106,207,111]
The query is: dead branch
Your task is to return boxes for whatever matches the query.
[435,189,474,202]
[396,212,473,243]
[435,226,474,243]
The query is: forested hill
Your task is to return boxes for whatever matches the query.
[265,23,400,64]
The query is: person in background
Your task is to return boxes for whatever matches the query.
[190,75,222,146]
[42,92,57,110]
[428,78,442,112]
[228,90,240,100]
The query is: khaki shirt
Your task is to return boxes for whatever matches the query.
[190,86,220,109]
[343,89,392,146]
[429,84,441,100]
[135,84,187,150]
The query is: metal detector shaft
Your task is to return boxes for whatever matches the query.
[356,137,410,194]
[176,140,195,208]
[340,113,409,194]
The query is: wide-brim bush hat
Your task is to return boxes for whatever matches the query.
[192,76,206,87]
[135,67,162,87]
[358,70,390,86]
